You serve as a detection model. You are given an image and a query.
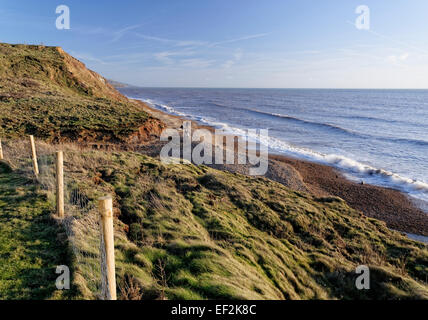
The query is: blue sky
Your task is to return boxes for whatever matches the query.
[1,0,428,88]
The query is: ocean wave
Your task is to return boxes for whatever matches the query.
[137,98,235,131]
[339,114,427,129]
[191,116,428,201]
[133,96,428,202]
[339,114,402,125]
[249,110,428,147]
[137,98,188,117]
[203,103,369,139]
[201,104,428,147]
[255,133,428,200]
[247,109,369,138]
[387,137,428,147]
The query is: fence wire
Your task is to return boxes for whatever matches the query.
[1,138,106,299]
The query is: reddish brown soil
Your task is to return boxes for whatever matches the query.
[270,154,428,236]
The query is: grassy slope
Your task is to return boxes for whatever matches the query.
[0,161,74,299]
[0,43,151,142]
[0,42,427,300]
[61,150,428,300]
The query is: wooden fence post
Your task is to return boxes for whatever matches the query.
[98,196,117,300]
[56,151,64,218]
[0,138,3,160]
[29,135,39,177]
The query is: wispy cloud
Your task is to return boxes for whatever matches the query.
[346,20,428,56]
[135,33,183,45]
[134,33,208,47]
[152,50,215,69]
[138,33,266,68]
[134,32,268,48]
[73,24,145,43]
[110,24,143,42]
[222,48,244,69]
[154,50,195,64]
[70,25,271,76]
[386,52,410,65]
[179,58,216,68]
[70,51,110,65]
[209,33,269,47]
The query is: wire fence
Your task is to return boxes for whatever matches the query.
[1,138,108,299]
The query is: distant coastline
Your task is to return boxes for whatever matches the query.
[125,94,428,240]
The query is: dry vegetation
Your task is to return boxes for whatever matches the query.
[1,43,427,301]
[2,139,427,300]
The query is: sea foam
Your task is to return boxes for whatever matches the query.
[135,97,428,204]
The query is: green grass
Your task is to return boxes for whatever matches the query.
[59,150,428,300]
[0,161,74,300]
[1,145,428,300]
[0,40,427,300]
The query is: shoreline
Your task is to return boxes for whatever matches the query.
[131,98,428,238]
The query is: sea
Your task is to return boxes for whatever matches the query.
[119,87,428,206]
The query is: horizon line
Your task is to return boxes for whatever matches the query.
[115,85,428,90]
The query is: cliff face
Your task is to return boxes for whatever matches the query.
[55,47,128,102]
[0,43,163,143]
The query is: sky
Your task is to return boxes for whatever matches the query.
[1,0,428,88]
